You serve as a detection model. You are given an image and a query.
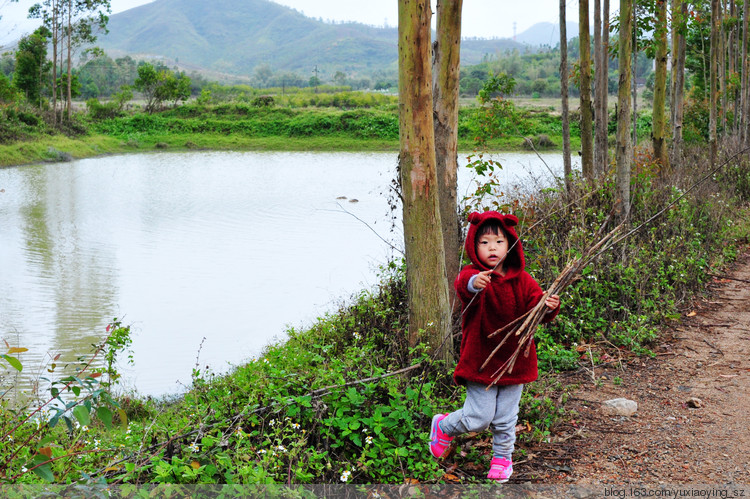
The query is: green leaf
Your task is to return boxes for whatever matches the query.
[31,463,54,482]
[31,454,54,482]
[96,407,113,429]
[1,354,22,372]
[73,405,91,427]
[72,386,81,397]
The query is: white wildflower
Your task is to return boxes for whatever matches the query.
[340,470,352,482]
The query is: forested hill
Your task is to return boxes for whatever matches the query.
[96,0,526,77]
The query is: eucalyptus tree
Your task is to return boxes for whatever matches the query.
[709,0,720,164]
[432,0,462,313]
[559,0,573,192]
[579,0,595,179]
[616,0,634,221]
[62,0,110,119]
[594,0,611,178]
[29,0,110,120]
[742,0,749,144]
[397,0,452,363]
[652,0,669,171]
[671,0,687,163]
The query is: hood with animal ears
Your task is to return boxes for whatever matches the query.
[464,211,525,275]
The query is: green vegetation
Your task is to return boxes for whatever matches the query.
[3,140,748,484]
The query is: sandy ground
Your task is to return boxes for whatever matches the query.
[505,248,750,487]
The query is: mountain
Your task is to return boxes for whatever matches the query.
[515,22,580,47]
[96,0,526,78]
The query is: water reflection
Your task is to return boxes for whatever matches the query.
[0,151,574,398]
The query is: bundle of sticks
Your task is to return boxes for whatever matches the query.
[478,216,625,387]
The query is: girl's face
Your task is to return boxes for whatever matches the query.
[476,231,509,269]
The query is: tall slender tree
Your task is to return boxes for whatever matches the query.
[560,0,573,192]
[652,0,669,172]
[432,0,462,313]
[616,0,634,221]
[398,0,452,363]
[594,0,610,177]
[709,0,720,164]
[670,0,687,165]
[579,0,595,179]
[64,0,110,119]
[741,0,749,144]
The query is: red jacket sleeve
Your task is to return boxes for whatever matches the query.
[521,272,560,323]
[454,266,480,305]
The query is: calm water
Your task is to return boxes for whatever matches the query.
[0,151,574,397]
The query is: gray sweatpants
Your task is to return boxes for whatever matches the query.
[439,382,524,459]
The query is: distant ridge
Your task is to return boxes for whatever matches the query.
[515,22,580,47]
[96,0,528,78]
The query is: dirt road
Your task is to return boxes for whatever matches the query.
[517,249,750,485]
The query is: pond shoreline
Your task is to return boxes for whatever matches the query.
[0,131,563,168]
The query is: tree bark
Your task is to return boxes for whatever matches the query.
[632,0,638,150]
[560,0,573,192]
[616,0,633,222]
[398,0,453,363]
[52,0,58,124]
[432,0,462,312]
[652,0,669,173]
[710,0,720,164]
[66,0,72,120]
[594,0,609,177]
[671,0,687,165]
[579,0,594,179]
[742,0,749,144]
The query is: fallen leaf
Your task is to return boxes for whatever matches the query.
[441,473,461,483]
[719,374,738,378]
[687,311,697,317]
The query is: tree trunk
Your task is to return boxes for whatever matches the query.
[594,0,609,177]
[710,0,720,164]
[66,0,72,120]
[51,0,58,124]
[652,0,669,173]
[742,0,749,144]
[432,0,462,313]
[579,0,594,179]
[560,0,573,192]
[602,0,610,171]
[617,0,633,221]
[671,0,687,165]
[632,0,638,150]
[398,0,453,363]
[719,0,726,133]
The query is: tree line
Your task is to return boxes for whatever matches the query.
[396,0,750,364]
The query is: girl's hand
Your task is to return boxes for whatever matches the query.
[545,294,560,310]
[473,270,493,290]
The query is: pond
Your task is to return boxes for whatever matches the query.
[0,150,576,397]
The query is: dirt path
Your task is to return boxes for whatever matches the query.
[517,248,750,485]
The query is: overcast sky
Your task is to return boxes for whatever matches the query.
[1,0,604,46]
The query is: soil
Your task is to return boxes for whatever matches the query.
[513,248,750,485]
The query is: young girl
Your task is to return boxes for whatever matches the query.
[429,211,560,482]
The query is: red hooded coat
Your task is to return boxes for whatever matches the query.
[453,211,559,386]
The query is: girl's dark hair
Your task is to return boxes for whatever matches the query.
[476,220,509,241]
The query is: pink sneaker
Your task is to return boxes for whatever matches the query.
[487,457,513,482]
[429,413,453,458]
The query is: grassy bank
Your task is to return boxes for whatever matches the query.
[0,102,580,168]
[3,139,748,484]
